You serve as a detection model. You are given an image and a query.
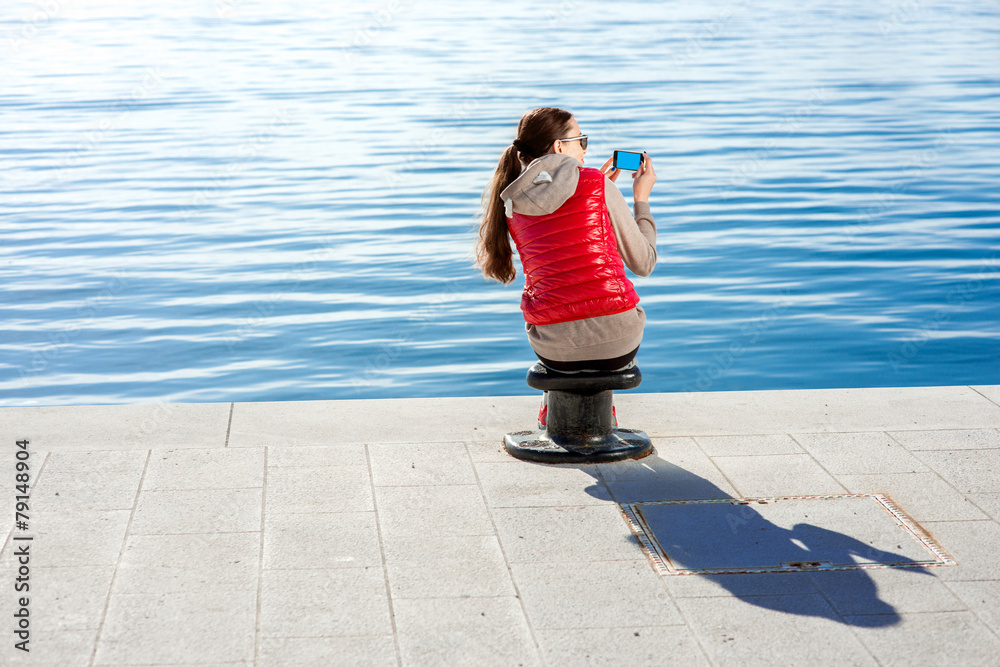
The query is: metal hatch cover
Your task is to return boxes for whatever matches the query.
[619,494,956,576]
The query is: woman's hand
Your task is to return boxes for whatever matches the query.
[632,152,656,203]
[599,156,622,183]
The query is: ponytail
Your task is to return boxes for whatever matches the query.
[475,107,574,284]
[476,144,522,284]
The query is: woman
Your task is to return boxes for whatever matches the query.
[476,107,658,424]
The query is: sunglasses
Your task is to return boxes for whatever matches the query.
[558,134,588,150]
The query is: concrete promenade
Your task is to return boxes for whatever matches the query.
[1,385,999,666]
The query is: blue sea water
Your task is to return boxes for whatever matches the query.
[1,0,998,406]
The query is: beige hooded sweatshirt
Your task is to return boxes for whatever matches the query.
[498,153,657,363]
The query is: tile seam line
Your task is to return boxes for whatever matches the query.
[709,452,819,459]
[851,608,993,617]
[900,438,999,516]
[1,447,50,560]
[789,429,990,436]
[122,529,262,536]
[224,402,234,447]
[648,430,905,439]
[691,433,747,500]
[970,385,1000,408]
[88,448,152,667]
[365,442,404,667]
[885,427,1000,433]
[372,483,495,488]
[787,432,852,495]
[253,446,268,667]
[901,447,1000,453]
[488,504,633,510]
[464,441,548,667]
[140,486,263,491]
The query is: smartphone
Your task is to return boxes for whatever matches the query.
[613,150,644,171]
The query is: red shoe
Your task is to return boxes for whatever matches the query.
[537,400,548,429]
[612,405,618,428]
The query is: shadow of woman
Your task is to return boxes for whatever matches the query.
[572,450,936,628]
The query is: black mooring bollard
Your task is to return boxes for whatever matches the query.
[503,362,653,464]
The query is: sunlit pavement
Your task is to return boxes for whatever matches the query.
[2,385,999,665]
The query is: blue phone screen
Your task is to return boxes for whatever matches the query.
[615,151,642,171]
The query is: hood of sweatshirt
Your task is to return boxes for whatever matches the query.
[498,153,582,218]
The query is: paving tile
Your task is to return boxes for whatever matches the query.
[0,402,232,450]
[617,385,1000,436]
[677,594,879,664]
[266,465,373,513]
[710,453,846,497]
[40,449,148,474]
[257,635,397,666]
[492,505,646,563]
[919,519,1000,581]
[945,581,1000,632]
[0,565,113,631]
[0,510,130,567]
[266,444,368,467]
[598,439,738,503]
[809,568,966,616]
[836,472,989,521]
[846,611,1000,666]
[263,512,381,569]
[142,447,264,490]
[130,487,262,535]
[375,484,494,539]
[967,492,1000,521]
[94,588,256,664]
[386,536,515,598]
[914,448,1000,493]
[114,532,259,594]
[393,596,541,667]
[512,560,683,629]
[30,470,141,511]
[228,396,537,447]
[793,432,930,475]
[381,532,504,562]
[535,626,708,666]
[369,442,477,486]
[888,428,1000,451]
[259,567,392,638]
[474,460,611,507]
[694,433,804,457]
[3,629,98,667]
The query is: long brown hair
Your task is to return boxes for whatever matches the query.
[476,107,574,284]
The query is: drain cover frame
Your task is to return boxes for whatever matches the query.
[620,494,956,576]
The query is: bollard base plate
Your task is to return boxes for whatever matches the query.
[503,428,653,464]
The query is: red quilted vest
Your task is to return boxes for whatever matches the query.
[507,167,640,325]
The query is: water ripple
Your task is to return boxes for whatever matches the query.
[2,0,998,405]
